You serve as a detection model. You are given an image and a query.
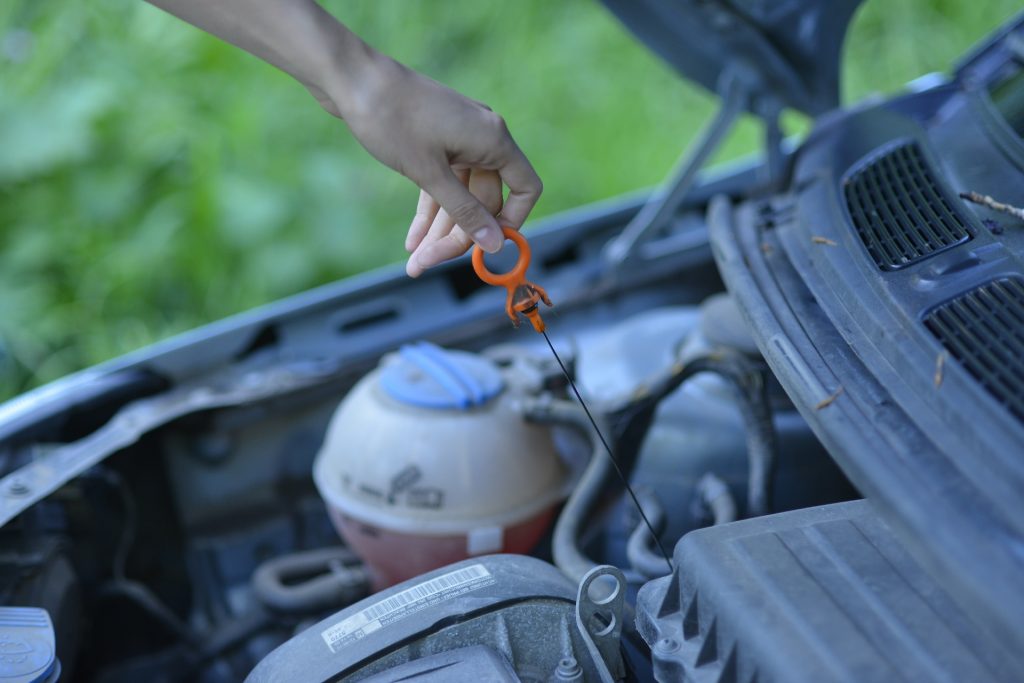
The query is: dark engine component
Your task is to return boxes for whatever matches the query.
[636,500,1019,682]
[246,555,624,682]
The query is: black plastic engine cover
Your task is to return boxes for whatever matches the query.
[245,555,612,682]
[636,501,1020,682]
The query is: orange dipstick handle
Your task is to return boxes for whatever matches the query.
[472,227,552,333]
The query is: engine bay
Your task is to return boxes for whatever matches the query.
[2,2,1024,681]
[0,280,861,681]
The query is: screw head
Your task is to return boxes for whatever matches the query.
[4,477,29,496]
[656,637,680,653]
[555,656,582,680]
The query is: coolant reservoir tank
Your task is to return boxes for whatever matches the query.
[313,342,567,589]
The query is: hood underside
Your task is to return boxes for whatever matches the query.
[600,0,863,115]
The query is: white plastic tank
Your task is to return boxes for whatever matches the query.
[313,342,568,589]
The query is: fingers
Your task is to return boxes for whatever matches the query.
[407,227,475,278]
[496,143,543,230]
[407,206,455,278]
[405,189,440,253]
[406,169,504,278]
[418,166,503,254]
[469,168,503,216]
[407,169,467,267]
[406,167,469,254]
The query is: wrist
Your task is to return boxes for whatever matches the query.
[317,27,398,122]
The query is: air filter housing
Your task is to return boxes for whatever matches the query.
[636,501,1020,682]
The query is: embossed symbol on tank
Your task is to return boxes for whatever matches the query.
[357,484,384,499]
[406,487,444,509]
[0,633,50,675]
[387,465,422,504]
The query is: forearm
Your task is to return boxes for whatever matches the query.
[149,0,542,272]
[145,0,377,115]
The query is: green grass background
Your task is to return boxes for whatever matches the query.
[0,0,1020,398]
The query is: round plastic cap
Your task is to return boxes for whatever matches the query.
[379,342,504,410]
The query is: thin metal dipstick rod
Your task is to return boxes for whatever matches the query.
[541,331,673,574]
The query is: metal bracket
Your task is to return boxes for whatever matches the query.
[575,565,627,682]
[602,71,749,272]
[0,359,337,529]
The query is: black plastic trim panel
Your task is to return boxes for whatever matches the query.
[924,278,1024,422]
[843,141,971,270]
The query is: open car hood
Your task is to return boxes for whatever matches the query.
[600,0,863,115]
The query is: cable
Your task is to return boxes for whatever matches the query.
[98,579,202,648]
[609,351,777,519]
[91,468,202,649]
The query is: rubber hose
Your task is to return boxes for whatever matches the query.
[627,474,739,580]
[626,489,670,579]
[696,472,737,525]
[524,398,612,584]
[621,354,776,518]
[251,546,368,613]
[526,354,775,583]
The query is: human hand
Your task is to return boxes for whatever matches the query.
[403,168,503,277]
[144,0,540,276]
[325,57,542,277]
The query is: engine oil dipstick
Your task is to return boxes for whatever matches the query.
[472,230,674,573]
[471,227,552,333]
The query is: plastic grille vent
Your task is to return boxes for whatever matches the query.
[844,142,970,269]
[925,278,1024,422]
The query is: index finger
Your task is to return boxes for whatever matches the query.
[496,143,543,230]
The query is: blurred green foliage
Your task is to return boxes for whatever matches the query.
[0,0,1020,398]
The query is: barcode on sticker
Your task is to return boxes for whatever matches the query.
[361,565,488,621]
[320,564,492,652]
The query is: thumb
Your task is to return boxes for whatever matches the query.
[419,167,503,253]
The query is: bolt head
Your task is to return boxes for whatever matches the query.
[656,637,680,653]
[4,478,29,496]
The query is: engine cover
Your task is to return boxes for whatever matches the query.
[246,555,617,682]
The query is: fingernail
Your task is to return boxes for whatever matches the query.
[405,255,422,278]
[475,225,503,253]
[405,218,423,252]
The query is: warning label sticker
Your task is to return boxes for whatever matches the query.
[320,564,494,653]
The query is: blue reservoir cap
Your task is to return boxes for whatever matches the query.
[379,342,504,410]
[0,607,58,683]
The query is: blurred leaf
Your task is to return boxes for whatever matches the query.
[0,80,113,181]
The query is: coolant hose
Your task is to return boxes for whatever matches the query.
[251,546,369,613]
[627,474,738,579]
[526,352,775,584]
[696,472,738,525]
[626,489,669,580]
[524,398,613,584]
[610,353,776,518]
